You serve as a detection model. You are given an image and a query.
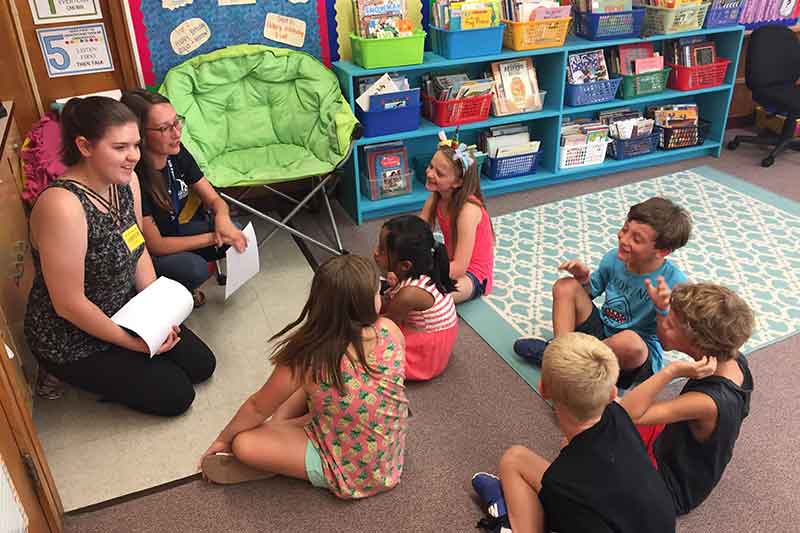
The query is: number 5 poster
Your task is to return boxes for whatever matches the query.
[36,23,114,78]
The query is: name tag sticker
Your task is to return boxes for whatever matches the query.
[122,224,145,252]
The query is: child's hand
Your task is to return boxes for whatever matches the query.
[558,260,590,284]
[644,276,671,312]
[386,272,399,288]
[198,439,231,472]
[669,356,717,380]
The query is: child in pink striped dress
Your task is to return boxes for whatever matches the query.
[375,215,459,381]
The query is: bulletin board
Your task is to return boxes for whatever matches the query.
[125,0,332,87]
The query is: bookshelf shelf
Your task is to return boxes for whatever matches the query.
[333,25,744,224]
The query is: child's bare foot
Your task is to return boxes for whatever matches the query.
[201,453,275,485]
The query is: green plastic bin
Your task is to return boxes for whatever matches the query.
[619,68,671,99]
[350,31,426,69]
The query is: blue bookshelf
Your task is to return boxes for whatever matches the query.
[333,25,744,224]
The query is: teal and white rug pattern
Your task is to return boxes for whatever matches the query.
[467,166,800,367]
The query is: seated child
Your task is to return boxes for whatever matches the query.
[200,255,409,499]
[472,332,676,533]
[375,215,458,381]
[514,196,691,388]
[619,279,755,515]
[420,133,494,304]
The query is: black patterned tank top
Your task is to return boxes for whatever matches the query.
[24,180,144,364]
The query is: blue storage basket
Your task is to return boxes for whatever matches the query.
[564,77,622,106]
[703,0,744,28]
[429,25,505,59]
[574,8,646,40]
[484,150,541,180]
[608,132,660,160]
[356,89,421,138]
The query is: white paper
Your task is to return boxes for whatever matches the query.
[36,23,114,78]
[29,0,102,25]
[356,73,399,112]
[111,277,193,356]
[225,222,260,300]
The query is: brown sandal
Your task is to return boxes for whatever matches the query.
[192,289,206,308]
[201,453,275,485]
[36,368,65,400]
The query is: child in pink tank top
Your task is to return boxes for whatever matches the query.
[375,215,458,381]
[420,134,495,303]
[201,255,409,499]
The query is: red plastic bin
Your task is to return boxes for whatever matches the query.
[667,59,731,91]
[421,93,492,127]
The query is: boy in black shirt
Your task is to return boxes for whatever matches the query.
[472,333,676,533]
[619,280,755,515]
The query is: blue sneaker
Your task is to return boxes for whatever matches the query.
[513,338,549,366]
[472,472,507,519]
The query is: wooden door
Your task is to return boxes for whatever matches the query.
[8,0,139,109]
[1,317,63,533]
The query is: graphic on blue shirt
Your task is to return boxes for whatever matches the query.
[589,249,688,339]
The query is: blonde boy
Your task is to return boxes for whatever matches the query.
[619,280,755,515]
[472,333,675,533]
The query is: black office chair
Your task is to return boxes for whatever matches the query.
[728,25,800,167]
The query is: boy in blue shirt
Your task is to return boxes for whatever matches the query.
[514,197,691,388]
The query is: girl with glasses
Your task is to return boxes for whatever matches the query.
[121,89,247,307]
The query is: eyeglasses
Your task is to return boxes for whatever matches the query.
[145,116,185,135]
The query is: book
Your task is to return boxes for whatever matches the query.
[590,0,632,13]
[634,54,664,74]
[567,49,609,84]
[690,42,716,66]
[356,73,400,112]
[491,58,541,113]
[364,144,410,200]
[495,140,541,157]
[617,42,654,75]
[355,0,412,38]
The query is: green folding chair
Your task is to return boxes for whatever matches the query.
[160,44,359,255]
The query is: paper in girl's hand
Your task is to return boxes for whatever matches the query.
[111,277,194,356]
[225,222,260,300]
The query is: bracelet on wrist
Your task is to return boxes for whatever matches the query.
[655,306,670,317]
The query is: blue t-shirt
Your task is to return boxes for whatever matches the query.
[589,250,687,367]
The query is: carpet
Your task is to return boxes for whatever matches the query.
[33,220,314,511]
[459,166,800,394]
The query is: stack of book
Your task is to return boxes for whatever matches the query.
[647,103,701,148]
[560,118,611,146]
[480,123,541,158]
[362,141,412,200]
[572,0,632,12]
[607,43,664,76]
[431,0,503,29]
[635,0,702,7]
[487,58,542,114]
[598,109,654,139]
[663,37,717,67]
[502,0,571,21]
[352,0,414,39]
[422,73,495,101]
[567,49,609,84]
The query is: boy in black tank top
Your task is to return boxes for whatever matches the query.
[619,280,755,515]
[472,332,675,533]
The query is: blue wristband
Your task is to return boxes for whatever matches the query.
[655,306,670,317]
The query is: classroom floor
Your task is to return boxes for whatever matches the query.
[63,131,800,532]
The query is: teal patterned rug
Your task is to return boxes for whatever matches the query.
[458,166,800,394]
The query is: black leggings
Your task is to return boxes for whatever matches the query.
[40,327,216,417]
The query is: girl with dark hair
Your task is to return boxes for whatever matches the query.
[375,215,458,381]
[200,255,409,499]
[23,96,215,416]
[120,89,246,307]
[420,136,495,304]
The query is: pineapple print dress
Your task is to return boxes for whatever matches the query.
[304,318,409,499]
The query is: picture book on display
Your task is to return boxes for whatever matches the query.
[490,58,542,113]
[363,142,411,200]
[431,0,503,30]
[353,0,414,38]
[567,50,609,84]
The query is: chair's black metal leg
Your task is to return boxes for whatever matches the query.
[322,185,344,253]
[260,175,335,246]
[219,192,343,256]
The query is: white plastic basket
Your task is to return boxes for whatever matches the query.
[560,139,611,169]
